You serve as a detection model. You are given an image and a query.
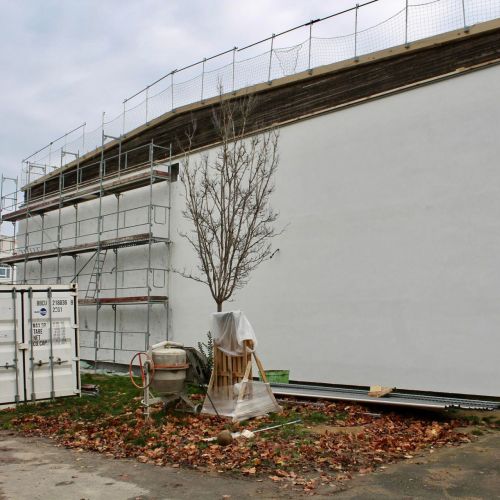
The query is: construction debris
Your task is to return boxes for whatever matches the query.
[368,385,395,398]
[81,384,100,397]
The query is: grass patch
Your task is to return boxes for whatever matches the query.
[334,411,348,421]
[276,425,311,440]
[304,411,329,424]
[265,410,301,425]
[0,373,141,430]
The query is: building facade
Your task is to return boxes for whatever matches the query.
[2,20,500,396]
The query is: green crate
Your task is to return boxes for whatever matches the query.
[260,369,289,384]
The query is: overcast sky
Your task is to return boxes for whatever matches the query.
[3,0,493,185]
[0,0,417,182]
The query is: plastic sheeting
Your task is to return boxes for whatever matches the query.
[211,311,257,356]
[202,310,282,421]
[202,381,282,421]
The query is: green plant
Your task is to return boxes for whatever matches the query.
[198,331,214,371]
[464,415,482,425]
[305,411,329,424]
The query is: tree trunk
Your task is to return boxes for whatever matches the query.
[217,301,223,312]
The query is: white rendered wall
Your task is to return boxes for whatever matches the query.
[21,63,500,395]
[169,64,500,397]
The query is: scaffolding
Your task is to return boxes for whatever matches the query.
[0,174,18,283]
[0,135,176,366]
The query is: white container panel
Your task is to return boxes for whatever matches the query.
[0,284,79,405]
[0,291,23,404]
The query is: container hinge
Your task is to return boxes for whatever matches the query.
[0,362,16,369]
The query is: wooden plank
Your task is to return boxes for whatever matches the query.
[4,169,172,222]
[79,295,168,305]
[253,353,267,383]
[0,232,167,265]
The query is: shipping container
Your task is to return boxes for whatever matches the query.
[0,284,80,406]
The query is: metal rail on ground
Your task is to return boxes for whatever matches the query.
[271,382,500,410]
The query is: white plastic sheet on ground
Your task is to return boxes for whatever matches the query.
[211,310,257,356]
[202,380,281,421]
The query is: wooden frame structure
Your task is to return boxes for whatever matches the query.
[204,340,281,421]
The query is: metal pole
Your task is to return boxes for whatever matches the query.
[231,47,236,93]
[28,287,35,401]
[122,101,126,136]
[166,144,173,341]
[171,72,175,111]
[354,4,359,61]
[73,203,78,290]
[113,193,120,364]
[145,86,149,123]
[12,179,18,285]
[39,215,45,284]
[23,182,30,285]
[268,34,275,83]
[94,118,106,371]
[461,0,468,31]
[201,58,206,102]
[144,365,150,421]
[307,22,313,73]
[145,142,154,352]
[12,288,19,403]
[82,123,86,154]
[56,166,63,285]
[48,288,55,399]
[74,204,78,247]
[101,111,105,148]
[405,0,409,48]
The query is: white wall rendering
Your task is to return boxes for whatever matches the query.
[21,62,500,397]
[169,63,500,397]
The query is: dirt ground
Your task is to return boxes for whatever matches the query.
[0,429,499,499]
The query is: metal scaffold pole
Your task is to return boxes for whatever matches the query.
[166,143,173,341]
[94,113,106,370]
[112,191,120,363]
[39,214,45,284]
[56,162,63,284]
[23,166,31,284]
[145,141,154,351]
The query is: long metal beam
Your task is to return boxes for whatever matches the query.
[271,383,500,410]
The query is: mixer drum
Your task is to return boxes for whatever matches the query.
[151,347,188,395]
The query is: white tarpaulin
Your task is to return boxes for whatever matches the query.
[202,310,281,421]
[202,380,281,421]
[211,310,257,356]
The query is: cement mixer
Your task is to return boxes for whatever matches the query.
[129,341,209,417]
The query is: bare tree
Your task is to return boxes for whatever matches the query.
[180,93,281,312]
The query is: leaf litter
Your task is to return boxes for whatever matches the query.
[0,375,476,493]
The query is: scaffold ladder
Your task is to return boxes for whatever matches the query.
[86,250,107,299]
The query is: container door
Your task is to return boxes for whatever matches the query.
[24,288,78,401]
[0,289,24,405]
